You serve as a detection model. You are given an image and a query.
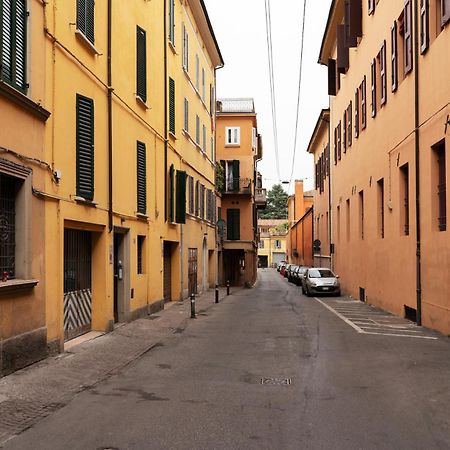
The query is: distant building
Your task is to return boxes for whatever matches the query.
[216,98,266,286]
[257,219,288,268]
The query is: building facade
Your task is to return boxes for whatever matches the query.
[286,181,314,267]
[319,0,450,333]
[0,0,51,376]
[257,219,287,268]
[216,98,266,286]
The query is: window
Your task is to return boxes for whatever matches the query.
[434,140,446,231]
[227,208,240,240]
[184,98,189,132]
[77,0,95,44]
[202,124,206,153]
[275,240,281,249]
[359,190,364,239]
[188,175,194,215]
[252,128,257,150]
[225,127,240,146]
[169,77,175,134]
[0,174,17,278]
[200,184,205,219]
[344,0,357,47]
[136,26,147,103]
[441,0,450,28]
[355,88,360,138]
[361,77,367,129]
[1,0,27,92]
[195,54,199,90]
[337,205,341,241]
[137,141,146,215]
[137,236,145,274]
[195,180,200,216]
[195,115,200,145]
[391,21,398,92]
[201,68,205,100]
[175,170,187,224]
[182,24,189,70]
[169,164,175,222]
[420,0,430,53]
[337,24,349,73]
[258,240,264,249]
[380,41,387,106]
[346,199,351,242]
[400,163,410,235]
[210,85,215,116]
[378,178,385,238]
[168,0,175,45]
[334,127,338,165]
[368,0,375,15]
[404,0,413,75]
[347,102,352,147]
[337,122,342,160]
[328,59,337,96]
[343,110,347,153]
[371,58,377,118]
[221,160,240,192]
[76,94,94,200]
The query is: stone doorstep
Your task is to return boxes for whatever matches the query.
[64,331,105,352]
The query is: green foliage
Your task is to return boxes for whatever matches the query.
[259,184,288,219]
[272,222,288,233]
[215,163,225,193]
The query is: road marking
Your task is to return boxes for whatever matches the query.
[314,297,438,340]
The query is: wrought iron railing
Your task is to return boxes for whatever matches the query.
[221,178,252,194]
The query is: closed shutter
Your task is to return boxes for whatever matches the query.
[442,0,450,26]
[196,115,200,144]
[232,160,240,192]
[404,0,413,75]
[227,209,240,240]
[355,88,360,138]
[184,98,189,132]
[176,171,187,224]
[350,0,363,38]
[195,180,199,216]
[361,77,367,129]
[328,59,337,96]
[136,26,147,102]
[337,24,349,72]
[391,22,398,92]
[420,0,429,53]
[168,0,175,43]
[76,94,94,200]
[334,128,338,165]
[338,122,342,160]
[169,164,175,222]
[189,176,194,214]
[371,58,377,118]
[14,0,26,90]
[77,0,94,44]
[137,141,146,214]
[343,110,347,153]
[380,41,387,106]
[344,0,357,47]
[169,78,175,134]
[368,0,375,15]
[348,102,352,147]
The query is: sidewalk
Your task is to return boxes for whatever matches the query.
[0,287,234,446]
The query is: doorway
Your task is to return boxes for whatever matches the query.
[163,242,172,302]
[188,247,198,296]
[202,238,208,292]
[114,230,130,323]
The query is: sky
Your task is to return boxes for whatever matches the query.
[204,0,333,193]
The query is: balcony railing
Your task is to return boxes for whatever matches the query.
[255,188,267,207]
[221,178,252,195]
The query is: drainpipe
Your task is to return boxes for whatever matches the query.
[107,0,113,232]
[413,0,422,325]
[325,113,332,271]
[163,0,168,222]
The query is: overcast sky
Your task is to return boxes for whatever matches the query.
[204,0,333,193]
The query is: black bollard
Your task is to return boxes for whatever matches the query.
[226,280,230,296]
[190,293,196,319]
[215,284,219,304]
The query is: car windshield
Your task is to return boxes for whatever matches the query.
[299,268,307,274]
[308,269,335,278]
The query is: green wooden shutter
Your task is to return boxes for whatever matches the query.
[232,160,240,192]
[76,94,94,200]
[227,209,240,240]
[137,141,147,214]
[77,0,94,44]
[169,77,175,134]
[136,26,147,102]
[176,170,187,224]
[76,0,86,35]
[169,164,175,222]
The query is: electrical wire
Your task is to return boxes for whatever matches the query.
[264,0,281,183]
[288,0,307,193]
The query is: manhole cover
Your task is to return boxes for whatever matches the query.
[261,377,291,386]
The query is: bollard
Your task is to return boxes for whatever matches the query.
[190,293,196,319]
[215,284,219,304]
[226,280,230,296]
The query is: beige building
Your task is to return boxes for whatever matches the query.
[216,98,266,286]
[319,0,450,333]
[257,219,287,268]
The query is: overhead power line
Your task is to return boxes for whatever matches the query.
[264,0,281,183]
[288,0,308,193]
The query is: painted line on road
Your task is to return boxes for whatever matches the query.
[314,297,364,333]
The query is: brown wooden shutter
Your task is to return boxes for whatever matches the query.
[328,59,337,96]
[391,22,398,92]
[350,0,363,38]
[338,122,342,160]
[442,0,450,26]
[334,128,338,165]
[355,88,360,138]
[344,0,358,47]
[371,58,377,118]
[348,102,352,147]
[361,77,367,129]
[368,0,375,15]
[404,0,413,75]
[420,0,429,53]
[343,110,347,153]
[337,25,349,73]
[380,41,387,106]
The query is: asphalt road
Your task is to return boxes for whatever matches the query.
[4,269,450,450]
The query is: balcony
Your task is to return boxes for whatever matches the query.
[221,178,252,195]
[255,188,267,209]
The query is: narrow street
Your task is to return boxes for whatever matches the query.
[3,269,450,450]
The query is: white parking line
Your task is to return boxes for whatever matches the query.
[314,297,438,340]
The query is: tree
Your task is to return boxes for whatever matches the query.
[259,184,288,219]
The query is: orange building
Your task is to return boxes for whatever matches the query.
[286,181,314,267]
[318,0,450,332]
[216,98,266,286]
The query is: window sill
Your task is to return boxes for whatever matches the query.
[136,213,148,221]
[136,96,151,110]
[75,29,102,55]
[225,144,240,148]
[169,131,177,140]
[0,80,51,122]
[74,196,97,207]
[168,41,177,54]
[0,279,39,296]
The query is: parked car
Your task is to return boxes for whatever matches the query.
[279,262,287,275]
[302,268,341,296]
[282,264,292,278]
[277,261,287,272]
[287,265,299,283]
[293,266,309,286]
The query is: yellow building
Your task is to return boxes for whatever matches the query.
[319,0,450,333]
[257,220,287,268]
[216,98,266,286]
[0,0,50,375]
[40,0,222,352]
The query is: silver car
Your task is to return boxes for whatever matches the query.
[302,268,341,296]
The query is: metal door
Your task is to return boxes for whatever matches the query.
[163,242,172,302]
[63,229,92,341]
[188,248,198,295]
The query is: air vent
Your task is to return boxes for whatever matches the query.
[404,305,417,322]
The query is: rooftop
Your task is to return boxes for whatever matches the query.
[217,98,255,114]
